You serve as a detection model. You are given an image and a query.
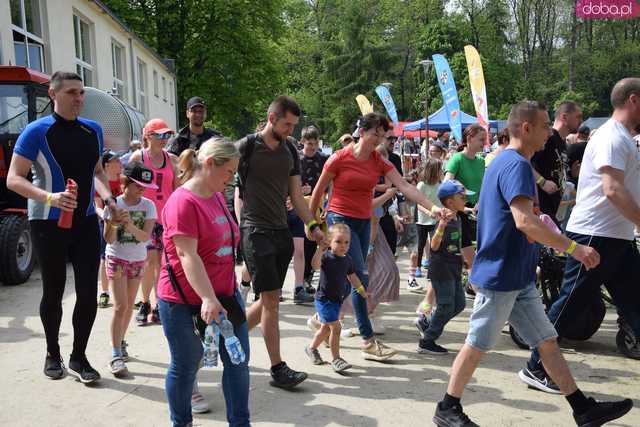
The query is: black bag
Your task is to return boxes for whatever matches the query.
[163,194,246,337]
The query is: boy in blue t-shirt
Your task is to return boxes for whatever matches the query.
[416,180,472,354]
[305,224,370,373]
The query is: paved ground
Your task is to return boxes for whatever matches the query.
[1,252,639,426]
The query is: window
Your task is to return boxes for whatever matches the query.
[73,14,94,86]
[137,59,148,116]
[111,41,126,100]
[10,0,44,71]
[169,81,174,105]
[153,70,159,97]
[162,76,167,102]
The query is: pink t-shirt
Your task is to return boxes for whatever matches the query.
[157,188,239,304]
[142,149,174,225]
[324,145,394,219]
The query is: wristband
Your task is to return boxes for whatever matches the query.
[536,176,545,185]
[45,193,53,206]
[355,286,365,296]
[435,229,445,237]
[420,302,432,312]
[430,205,439,215]
[565,240,577,255]
[110,224,119,231]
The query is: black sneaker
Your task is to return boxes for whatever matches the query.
[133,300,143,309]
[574,397,633,427]
[68,357,101,384]
[433,402,479,427]
[417,339,448,355]
[293,287,314,304]
[518,367,561,394]
[136,302,150,326]
[269,362,307,389]
[150,306,161,324]
[414,315,430,339]
[44,354,65,380]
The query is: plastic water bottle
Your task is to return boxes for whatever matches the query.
[555,182,575,223]
[57,178,77,229]
[202,323,219,368]
[219,314,245,364]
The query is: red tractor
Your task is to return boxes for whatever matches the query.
[0,66,146,285]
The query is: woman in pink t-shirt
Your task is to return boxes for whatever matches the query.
[156,138,250,427]
[309,112,447,362]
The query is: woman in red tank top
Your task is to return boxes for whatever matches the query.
[129,118,178,326]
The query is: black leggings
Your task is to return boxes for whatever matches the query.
[416,224,436,265]
[303,236,317,283]
[31,216,100,359]
[379,213,398,255]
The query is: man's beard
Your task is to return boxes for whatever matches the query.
[271,127,284,141]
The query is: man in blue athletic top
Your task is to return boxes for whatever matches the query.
[8,71,125,384]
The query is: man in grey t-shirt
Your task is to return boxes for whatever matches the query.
[237,95,324,390]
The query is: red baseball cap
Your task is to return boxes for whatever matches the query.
[143,118,174,136]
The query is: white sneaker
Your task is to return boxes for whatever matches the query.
[109,357,127,377]
[341,326,357,338]
[371,317,386,335]
[407,278,423,292]
[191,392,210,414]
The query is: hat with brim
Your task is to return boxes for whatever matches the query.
[143,118,175,136]
[124,161,159,189]
[437,179,475,201]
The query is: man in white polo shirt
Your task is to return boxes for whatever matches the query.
[522,78,640,394]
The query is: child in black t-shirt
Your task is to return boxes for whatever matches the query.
[416,180,473,355]
[305,224,369,372]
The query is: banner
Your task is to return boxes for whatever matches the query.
[374,85,399,125]
[432,54,462,143]
[464,45,490,142]
[355,94,373,115]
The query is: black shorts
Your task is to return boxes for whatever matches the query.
[460,212,477,248]
[287,210,305,238]
[241,226,293,294]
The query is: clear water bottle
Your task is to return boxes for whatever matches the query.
[202,323,219,368]
[219,314,245,365]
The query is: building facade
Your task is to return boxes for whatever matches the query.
[1,0,177,128]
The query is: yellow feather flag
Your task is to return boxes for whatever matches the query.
[464,45,489,134]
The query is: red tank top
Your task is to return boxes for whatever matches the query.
[141,149,174,224]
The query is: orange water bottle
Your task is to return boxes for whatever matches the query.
[57,179,77,229]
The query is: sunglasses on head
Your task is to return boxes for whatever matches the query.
[152,132,173,140]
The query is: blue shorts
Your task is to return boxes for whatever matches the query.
[287,211,305,238]
[465,283,558,352]
[315,298,341,324]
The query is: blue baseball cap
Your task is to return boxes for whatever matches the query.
[437,180,475,201]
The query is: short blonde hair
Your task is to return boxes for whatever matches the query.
[328,223,350,239]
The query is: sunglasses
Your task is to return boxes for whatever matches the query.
[152,132,173,140]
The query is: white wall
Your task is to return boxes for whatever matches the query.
[2,0,177,129]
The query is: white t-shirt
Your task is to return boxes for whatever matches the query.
[416,181,441,225]
[105,195,157,261]
[567,118,640,240]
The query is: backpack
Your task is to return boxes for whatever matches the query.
[236,133,299,199]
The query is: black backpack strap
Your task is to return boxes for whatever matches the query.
[163,248,189,305]
[237,133,257,199]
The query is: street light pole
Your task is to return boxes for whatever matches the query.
[419,59,433,141]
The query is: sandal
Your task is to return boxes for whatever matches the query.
[331,357,352,373]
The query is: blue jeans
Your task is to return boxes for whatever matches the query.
[424,278,466,341]
[159,289,251,427]
[326,212,373,339]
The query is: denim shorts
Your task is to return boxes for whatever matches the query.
[466,283,557,352]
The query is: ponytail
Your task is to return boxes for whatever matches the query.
[177,149,198,185]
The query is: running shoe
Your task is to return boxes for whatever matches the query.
[573,397,633,427]
[407,278,423,292]
[136,302,150,326]
[68,357,101,384]
[518,367,561,394]
[293,287,314,304]
[361,340,397,361]
[433,402,478,427]
[417,339,448,355]
[304,346,324,365]
[98,292,110,308]
[269,362,307,389]
[191,392,211,414]
[331,357,352,373]
[44,354,65,380]
[109,357,128,377]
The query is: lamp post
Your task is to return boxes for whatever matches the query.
[419,59,433,140]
